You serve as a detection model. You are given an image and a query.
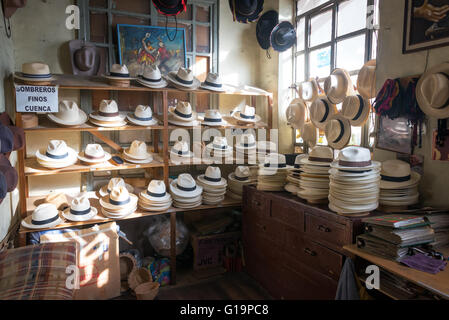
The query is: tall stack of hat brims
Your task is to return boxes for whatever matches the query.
[328,146,381,216]
[227,166,255,200]
[257,153,291,191]
[99,177,134,197]
[123,140,153,164]
[139,180,172,212]
[48,100,87,127]
[297,146,334,204]
[36,140,78,169]
[104,64,134,87]
[379,160,421,208]
[170,174,203,208]
[196,166,227,205]
[204,136,233,161]
[89,100,127,127]
[168,101,200,127]
[284,154,307,195]
[100,186,138,219]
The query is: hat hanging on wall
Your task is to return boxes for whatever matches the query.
[229,0,264,24]
[270,21,296,52]
[1,0,27,38]
[151,0,187,41]
[69,40,105,76]
[357,60,376,100]
[256,10,279,55]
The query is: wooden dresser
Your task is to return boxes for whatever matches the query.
[242,186,367,300]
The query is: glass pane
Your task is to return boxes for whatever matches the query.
[297,0,329,15]
[372,32,378,59]
[296,54,305,83]
[336,35,365,71]
[297,18,305,51]
[196,25,210,53]
[158,21,192,52]
[309,46,331,78]
[349,126,362,146]
[337,0,367,36]
[90,12,108,43]
[317,129,327,145]
[310,10,332,47]
[115,0,150,14]
[196,5,210,22]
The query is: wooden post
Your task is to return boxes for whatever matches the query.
[162,91,169,187]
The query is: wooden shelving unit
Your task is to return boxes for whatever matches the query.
[14,74,273,285]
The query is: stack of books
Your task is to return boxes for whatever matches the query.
[426,212,449,249]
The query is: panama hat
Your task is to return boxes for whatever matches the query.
[300,146,334,166]
[170,141,193,158]
[168,115,201,127]
[416,62,449,119]
[99,177,134,198]
[136,65,167,89]
[127,105,159,126]
[379,160,421,189]
[233,105,261,123]
[310,97,337,130]
[140,180,172,203]
[228,166,252,183]
[90,100,126,124]
[100,186,138,215]
[357,60,376,100]
[15,62,54,83]
[21,203,63,229]
[301,121,318,147]
[168,101,197,122]
[197,166,227,187]
[324,68,355,104]
[48,101,87,127]
[229,0,264,23]
[200,109,227,126]
[36,140,78,168]
[123,140,153,163]
[256,10,279,50]
[325,114,351,150]
[200,73,226,92]
[152,0,187,16]
[331,146,380,171]
[78,144,111,164]
[341,95,371,127]
[297,79,319,102]
[290,154,307,170]
[260,153,290,170]
[270,21,296,52]
[167,67,200,90]
[206,136,231,152]
[170,173,203,198]
[286,98,307,131]
[235,133,257,151]
[104,64,133,80]
[62,196,98,222]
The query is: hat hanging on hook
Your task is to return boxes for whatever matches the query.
[151,0,187,41]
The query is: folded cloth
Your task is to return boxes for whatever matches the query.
[399,253,447,274]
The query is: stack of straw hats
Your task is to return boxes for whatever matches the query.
[100,186,138,219]
[36,140,78,169]
[235,133,257,160]
[123,140,153,164]
[168,101,200,126]
[284,154,307,195]
[89,100,126,127]
[256,141,277,164]
[379,160,421,208]
[170,173,203,209]
[99,177,134,197]
[138,180,172,212]
[328,146,381,216]
[227,166,254,200]
[104,64,134,87]
[257,153,291,191]
[297,146,334,203]
[196,166,227,205]
[170,141,193,164]
[204,136,233,160]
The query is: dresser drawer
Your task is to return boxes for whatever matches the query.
[245,216,286,247]
[245,190,271,219]
[305,213,347,247]
[270,198,304,231]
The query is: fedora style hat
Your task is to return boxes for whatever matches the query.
[62,196,98,222]
[15,62,54,82]
[170,141,193,158]
[331,146,380,171]
[310,97,337,130]
[78,144,111,164]
[48,100,88,127]
[235,133,257,151]
[256,10,279,50]
[270,21,296,52]
[167,67,200,90]
[140,180,171,203]
[257,141,277,158]
[260,153,289,169]
[21,203,63,229]
[152,0,187,16]
[228,166,251,183]
[357,60,376,100]
[168,101,197,122]
[201,109,227,126]
[69,40,104,76]
[123,140,153,163]
[90,100,126,126]
[301,121,318,147]
[137,65,168,89]
[99,177,134,198]
[36,140,78,169]
[324,114,351,150]
[197,166,227,187]
[286,98,307,131]
[200,73,226,92]
[341,95,371,127]
[300,146,334,166]
[233,105,261,123]
[3,0,27,19]
[206,136,231,152]
[379,160,421,190]
[127,105,159,126]
[100,186,138,215]
[324,68,355,104]
[170,173,203,198]
[229,0,264,23]
[416,62,449,119]
[297,79,319,102]
[104,64,133,80]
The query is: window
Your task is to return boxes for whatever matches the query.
[294,0,379,151]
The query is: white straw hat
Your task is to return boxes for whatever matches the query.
[137,64,167,88]
[48,100,87,126]
[90,100,126,123]
[127,105,158,126]
[310,97,337,130]
[297,79,319,102]
[380,160,421,189]
[197,166,227,186]
[235,133,257,151]
[123,140,153,162]
[206,136,231,152]
[201,109,227,126]
[167,67,200,90]
[324,68,355,104]
[140,180,171,203]
[228,166,252,183]
[36,140,78,168]
[104,64,134,80]
[99,177,134,197]
[78,144,111,164]
[232,105,261,123]
[357,60,376,99]
[260,153,289,169]
[300,146,334,166]
[331,146,380,171]
[21,203,63,229]
[170,141,193,158]
[168,101,197,122]
[170,173,203,198]
[200,73,226,92]
[341,95,370,127]
[62,196,98,222]
[301,121,318,147]
[286,98,308,131]
[15,62,54,82]
[100,185,138,212]
[324,114,351,150]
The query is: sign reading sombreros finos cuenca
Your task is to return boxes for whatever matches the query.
[15,84,59,113]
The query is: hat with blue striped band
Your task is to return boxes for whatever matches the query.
[63,196,98,222]
[35,140,78,169]
[100,186,138,213]
[139,180,172,203]
[104,64,134,80]
[21,203,63,229]
[15,62,55,82]
[201,109,227,126]
[136,65,168,89]
[170,141,193,158]
[232,105,262,123]
[170,173,203,198]
[167,67,200,90]
[197,166,227,187]
[200,73,226,92]
[127,105,159,126]
[168,101,197,122]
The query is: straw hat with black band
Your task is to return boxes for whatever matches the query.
[324,68,355,104]
[166,67,200,90]
[379,160,421,190]
[286,98,307,131]
[357,60,376,100]
[15,62,55,84]
[341,94,371,127]
[310,97,337,130]
[324,114,351,150]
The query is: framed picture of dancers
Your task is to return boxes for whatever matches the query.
[117,24,186,77]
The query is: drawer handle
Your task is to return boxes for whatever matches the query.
[304,248,317,256]
[318,225,331,233]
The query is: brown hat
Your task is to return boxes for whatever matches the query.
[69,40,105,76]
[2,0,27,19]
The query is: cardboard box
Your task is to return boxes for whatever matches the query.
[191,231,240,270]
[40,222,120,300]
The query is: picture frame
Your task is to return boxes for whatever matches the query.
[403,0,449,54]
[117,24,187,77]
[376,115,413,155]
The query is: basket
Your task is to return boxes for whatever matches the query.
[134,282,160,300]
[119,253,137,281]
[127,267,152,291]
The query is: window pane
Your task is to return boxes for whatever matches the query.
[296,54,305,83]
[90,12,108,43]
[349,126,362,146]
[295,129,304,144]
[297,18,305,51]
[309,46,331,78]
[336,35,365,71]
[196,5,210,22]
[297,0,329,15]
[337,0,367,36]
[196,25,210,53]
[310,10,332,47]
[317,129,327,145]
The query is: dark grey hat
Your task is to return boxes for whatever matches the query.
[69,40,105,76]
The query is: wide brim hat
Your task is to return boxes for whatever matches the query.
[62,206,98,222]
[301,121,318,147]
[270,21,296,52]
[199,116,228,127]
[357,60,376,100]
[325,68,355,104]
[47,109,88,127]
[89,118,127,127]
[342,95,371,127]
[170,179,203,198]
[89,111,126,123]
[100,193,138,211]
[99,183,134,198]
[168,106,197,122]
[166,72,200,90]
[197,174,227,187]
[167,116,200,127]
[123,147,153,161]
[69,40,105,76]
[136,77,168,89]
[152,0,187,16]
[300,156,333,167]
[77,150,112,164]
[200,82,227,92]
[232,111,261,123]
[139,190,172,203]
[21,212,64,229]
[35,147,78,167]
[229,0,264,23]
[256,10,279,50]
[324,114,352,150]
[126,113,159,126]
[286,98,307,131]
[380,171,421,190]
[310,98,338,130]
